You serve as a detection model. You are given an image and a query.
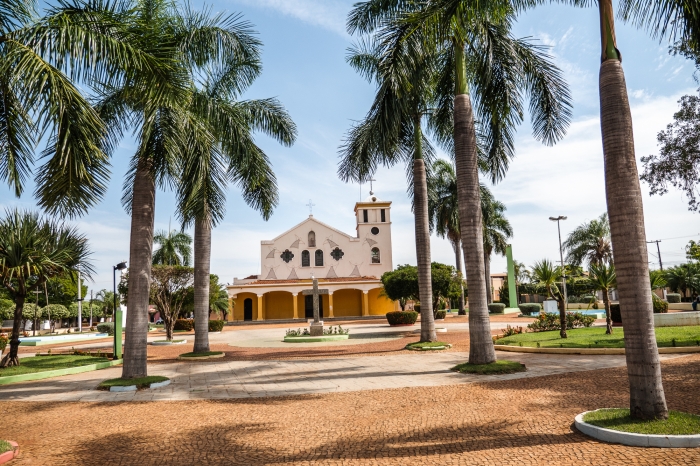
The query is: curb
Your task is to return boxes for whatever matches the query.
[151,340,188,346]
[177,353,225,361]
[412,328,447,334]
[0,359,123,385]
[494,345,700,355]
[575,411,700,448]
[406,344,453,351]
[0,441,19,464]
[109,379,171,392]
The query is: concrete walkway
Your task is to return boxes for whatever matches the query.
[0,351,686,402]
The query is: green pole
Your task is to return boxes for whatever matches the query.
[506,245,518,309]
[114,309,123,359]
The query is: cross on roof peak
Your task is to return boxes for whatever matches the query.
[306,199,315,215]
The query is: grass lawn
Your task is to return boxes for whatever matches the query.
[405,341,450,349]
[583,409,700,435]
[179,351,223,357]
[452,360,526,375]
[497,326,700,348]
[0,440,12,454]
[98,376,169,389]
[0,355,110,377]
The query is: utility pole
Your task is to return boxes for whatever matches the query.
[647,240,663,271]
[77,266,82,333]
[549,216,568,309]
[32,287,42,335]
[89,290,93,328]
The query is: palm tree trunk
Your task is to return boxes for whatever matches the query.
[0,294,25,367]
[193,217,211,353]
[598,0,667,419]
[454,90,496,364]
[558,294,567,339]
[453,239,466,314]
[122,157,156,379]
[484,250,492,304]
[603,289,613,334]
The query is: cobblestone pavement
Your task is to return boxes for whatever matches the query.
[2,354,699,465]
[0,350,685,402]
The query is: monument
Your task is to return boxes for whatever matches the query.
[302,276,328,336]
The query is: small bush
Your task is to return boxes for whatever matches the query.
[667,293,681,303]
[174,319,194,331]
[96,322,114,336]
[0,333,8,352]
[488,303,506,313]
[653,297,669,314]
[208,320,225,332]
[518,303,541,316]
[435,310,447,319]
[386,311,419,325]
[610,303,622,323]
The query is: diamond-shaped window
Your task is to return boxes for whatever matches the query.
[330,247,344,261]
[280,249,294,263]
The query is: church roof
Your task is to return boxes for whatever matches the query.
[265,215,358,243]
[246,276,379,285]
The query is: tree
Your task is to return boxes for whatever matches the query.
[0,209,92,367]
[563,214,612,267]
[95,1,259,379]
[687,240,700,262]
[152,229,192,266]
[177,50,295,354]
[95,289,117,318]
[42,304,68,333]
[588,263,617,334]
[665,263,700,297]
[149,266,194,341]
[381,263,462,314]
[530,259,566,338]
[481,187,512,304]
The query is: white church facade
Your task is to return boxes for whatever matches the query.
[226,194,399,321]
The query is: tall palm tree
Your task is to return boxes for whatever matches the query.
[563,214,612,267]
[531,258,566,338]
[152,229,192,266]
[95,0,259,378]
[481,187,513,304]
[1,0,159,216]
[178,55,296,354]
[0,209,92,366]
[339,30,444,342]
[588,262,616,334]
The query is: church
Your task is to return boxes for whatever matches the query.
[226,193,399,321]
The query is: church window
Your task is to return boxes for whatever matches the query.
[362,209,368,223]
[381,209,386,222]
[308,231,316,248]
[301,250,310,267]
[371,247,380,264]
[315,250,324,266]
[331,247,344,261]
[371,227,379,235]
[280,249,294,263]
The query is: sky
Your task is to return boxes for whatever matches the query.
[1,0,699,294]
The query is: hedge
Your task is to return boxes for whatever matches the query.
[96,322,114,335]
[208,320,225,332]
[386,311,418,325]
[527,312,596,332]
[488,303,506,313]
[666,293,682,303]
[435,310,447,320]
[174,319,194,331]
[518,303,542,316]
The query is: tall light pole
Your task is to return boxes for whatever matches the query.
[549,216,568,309]
[113,261,127,360]
[77,265,82,333]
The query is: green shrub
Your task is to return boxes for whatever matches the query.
[208,320,225,332]
[386,311,418,325]
[488,303,506,313]
[435,310,447,319]
[653,296,669,314]
[527,312,596,332]
[666,293,681,303]
[96,322,114,336]
[610,304,622,323]
[518,303,541,315]
[174,319,194,331]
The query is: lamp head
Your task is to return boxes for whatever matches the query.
[115,261,127,271]
[549,216,567,221]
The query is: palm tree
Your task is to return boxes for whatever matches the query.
[153,229,192,266]
[588,263,616,334]
[1,0,159,216]
[665,263,700,297]
[0,209,92,366]
[94,0,260,379]
[531,259,566,338]
[563,214,612,267]
[481,187,513,304]
[177,55,296,354]
[339,29,444,342]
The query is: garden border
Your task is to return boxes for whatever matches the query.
[494,345,700,355]
[177,353,225,361]
[0,441,19,465]
[109,379,171,392]
[574,411,700,448]
[0,359,122,385]
[283,335,350,343]
[151,340,187,346]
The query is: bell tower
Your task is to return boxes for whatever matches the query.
[354,192,393,274]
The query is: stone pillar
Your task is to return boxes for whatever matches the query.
[328,292,335,318]
[228,296,236,322]
[292,293,299,319]
[257,294,264,321]
[362,291,369,316]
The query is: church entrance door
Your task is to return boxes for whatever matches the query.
[304,295,323,319]
[244,298,253,321]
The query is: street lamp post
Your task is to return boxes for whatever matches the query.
[77,265,82,333]
[549,216,568,310]
[113,261,127,360]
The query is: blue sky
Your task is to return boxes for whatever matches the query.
[1,0,699,293]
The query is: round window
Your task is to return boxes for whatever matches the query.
[371,227,379,235]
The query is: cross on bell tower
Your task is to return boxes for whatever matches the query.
[369,177,376,195]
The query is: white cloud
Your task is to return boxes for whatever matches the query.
[231,0,350,36]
